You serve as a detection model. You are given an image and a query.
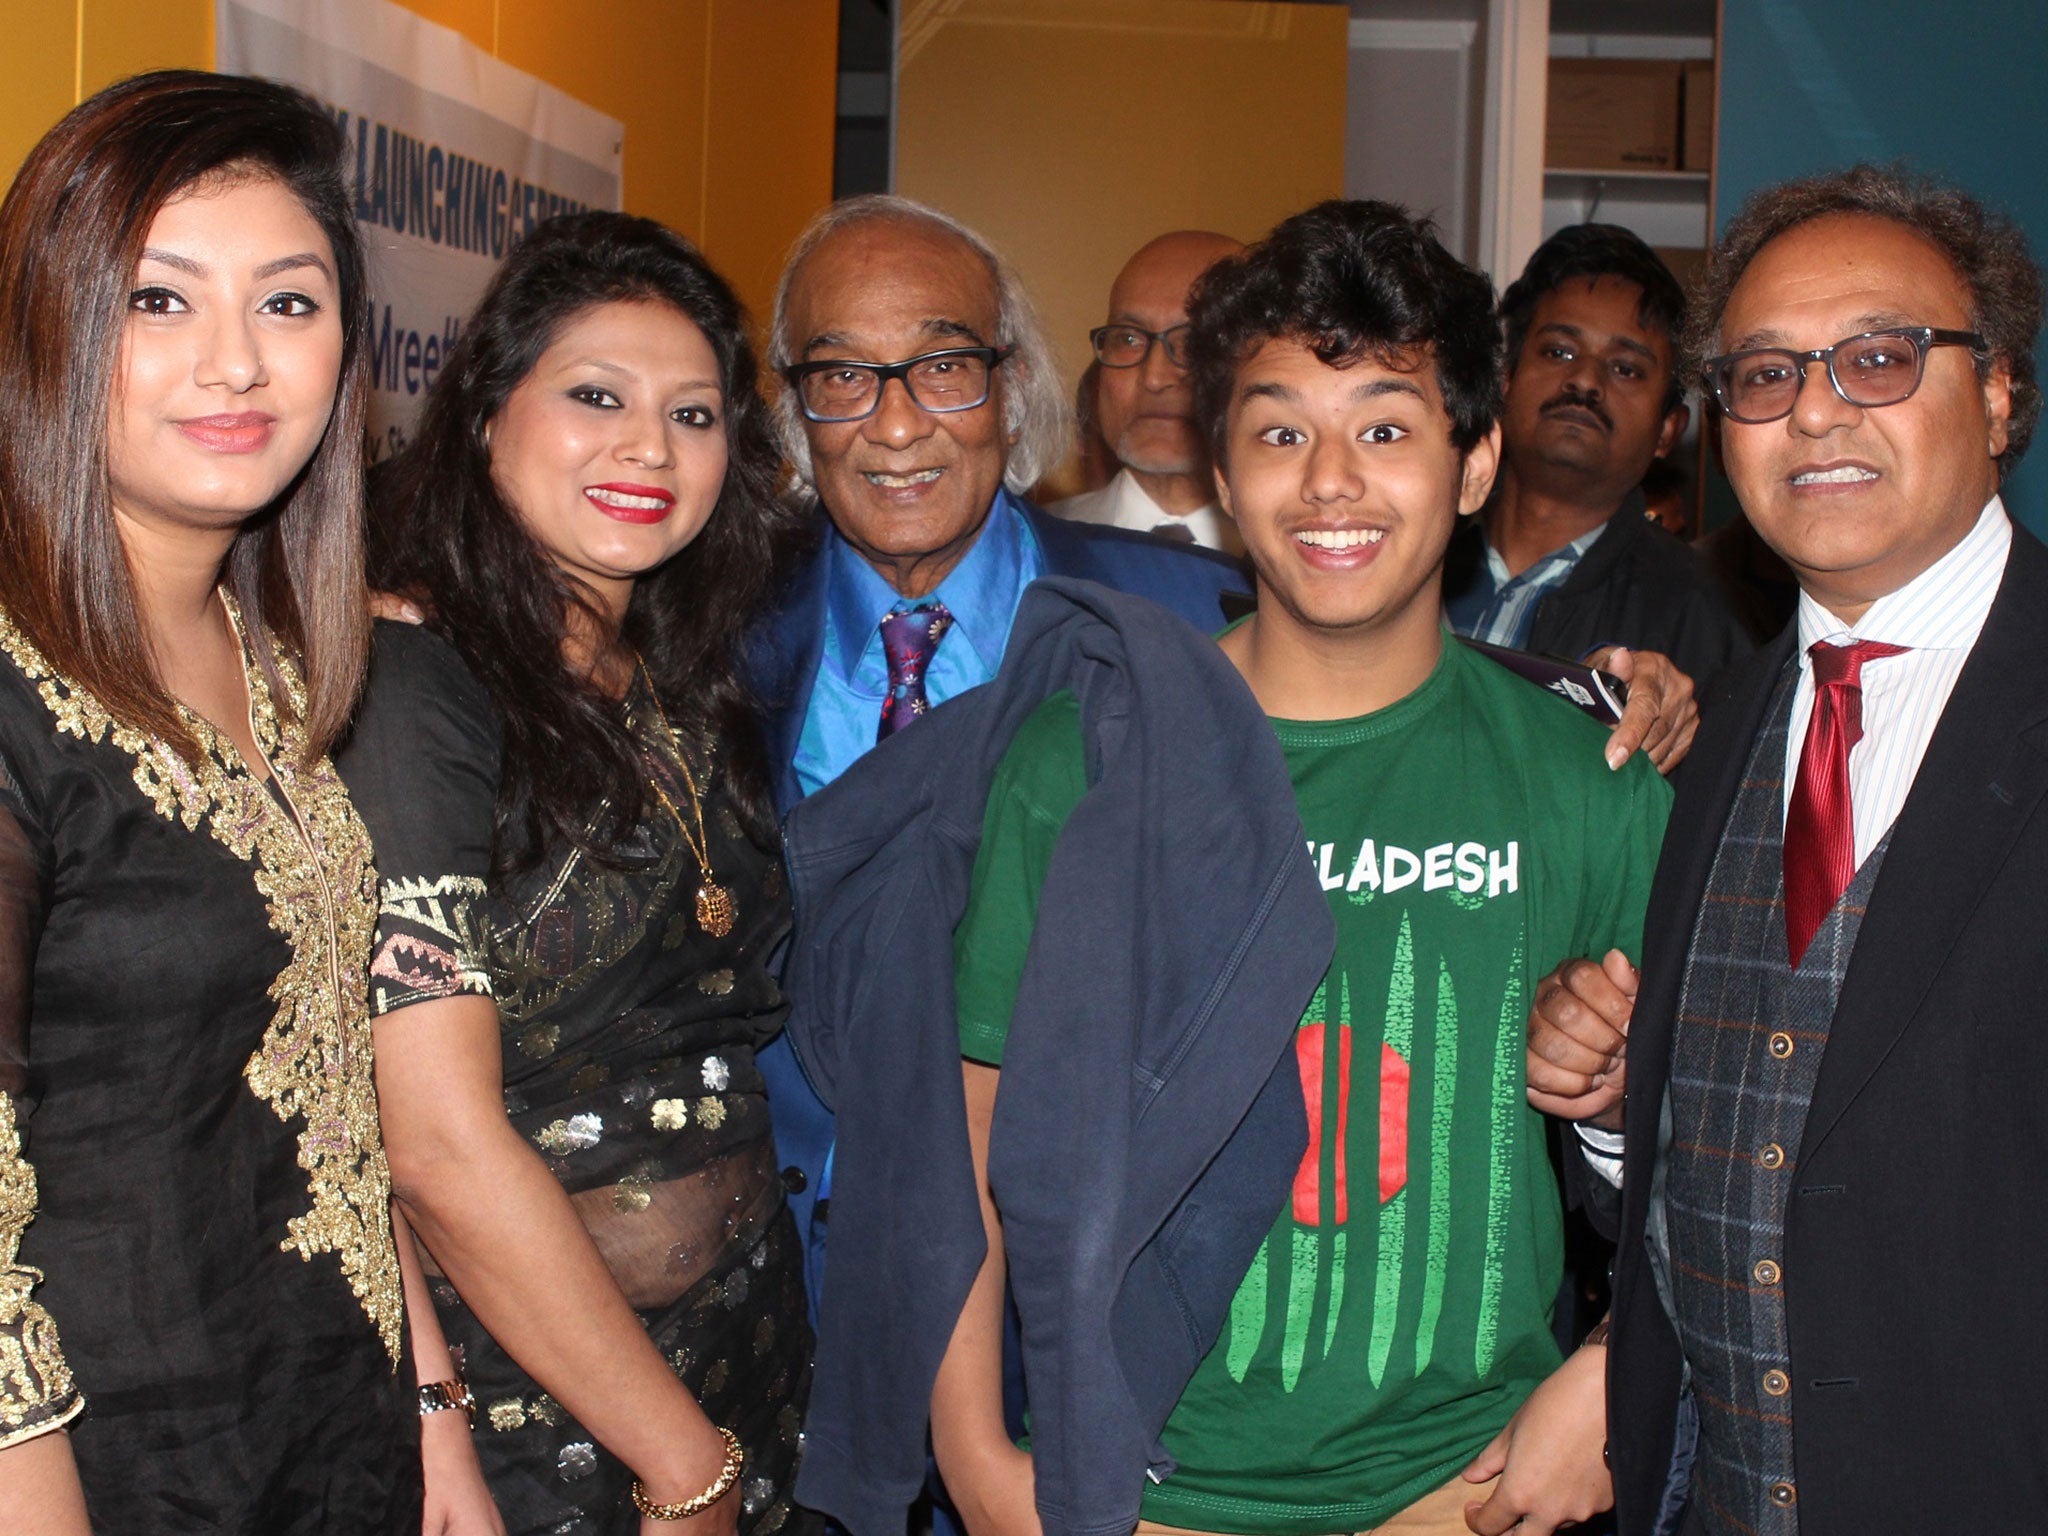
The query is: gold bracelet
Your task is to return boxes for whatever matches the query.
[631,1428,744,1521]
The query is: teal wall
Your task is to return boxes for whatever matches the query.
[1715,0,2048,534]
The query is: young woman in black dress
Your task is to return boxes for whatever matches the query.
[0,72,467,1533]
[341,213,814,1536]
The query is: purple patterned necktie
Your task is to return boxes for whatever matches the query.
[876,601,954,741]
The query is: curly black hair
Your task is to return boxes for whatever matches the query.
[1187,199,1502,464]
[1689,164,2043,481]
[369,211,808,870]
[1501,223,1688,413]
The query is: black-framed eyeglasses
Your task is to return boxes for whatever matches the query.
[1089,323,1191,370]
[782,345,1012,423]
[1702,326,1986,424]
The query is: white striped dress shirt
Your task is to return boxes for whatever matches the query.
[1576,495,2011,1184]
[1784,494,2012,863]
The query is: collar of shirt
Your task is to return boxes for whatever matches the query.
[1448,518,1609,649]
[1795,494,2012,660]
[1100,468,1238,553]
[820,486,1046,694]
[1781,495,2013,856]
[1481,518,1608,595]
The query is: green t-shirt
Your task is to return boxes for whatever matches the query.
[953,635,1671,1535]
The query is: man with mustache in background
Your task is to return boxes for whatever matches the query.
[1446,225,1753,704]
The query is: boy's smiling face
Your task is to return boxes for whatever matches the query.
[1216,335,1499,647]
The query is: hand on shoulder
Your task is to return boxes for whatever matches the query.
[1589,647,1697,774]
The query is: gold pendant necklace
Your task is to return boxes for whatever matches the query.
[637,659,736,939]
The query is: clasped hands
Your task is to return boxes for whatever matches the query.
[1525,948,1640,1130]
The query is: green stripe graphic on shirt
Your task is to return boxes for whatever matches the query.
[1282,1226,1318,1390]
[1278,978,1328,1390]
[1324,1231,1347,1362]
[1369,915,1415,1387]
[1198,928,1539,1396]
[1324,974,1352,1363]
[1415,956,1459,1373]
[1476,934,1525,1378]
[1226,1235,1269,1383]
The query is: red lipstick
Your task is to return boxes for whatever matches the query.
[584,483,677,524]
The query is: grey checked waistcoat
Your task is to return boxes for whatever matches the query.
[1663,663,1892,1536]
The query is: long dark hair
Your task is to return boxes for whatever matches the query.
[0,70,372,761]
[370,211,804,870]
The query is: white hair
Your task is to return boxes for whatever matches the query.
[769,194,1071,496]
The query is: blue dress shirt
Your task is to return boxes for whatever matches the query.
[1443,522,1608,650]
[792,489,1047,797]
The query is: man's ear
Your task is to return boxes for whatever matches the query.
[1212,455,1233,517]
[1458,422,1503,516]
[1654,400,1691,459]
[1984,355,2014,463]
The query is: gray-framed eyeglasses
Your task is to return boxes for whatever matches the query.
[1089,323,1191,369]
[783,345,1012,424]
[1702,326,1986,424]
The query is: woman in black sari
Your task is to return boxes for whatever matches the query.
[341,212,814,1536]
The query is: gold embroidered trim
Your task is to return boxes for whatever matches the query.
[372,874,495,1012]
[0,604,404,1364]
[0,1094,82,1445]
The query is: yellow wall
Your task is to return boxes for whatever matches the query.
[0,1,212,192]
[897,0,1347,406]
[0,0,837,327]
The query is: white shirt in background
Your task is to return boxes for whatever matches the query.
[1051,467,1244,557]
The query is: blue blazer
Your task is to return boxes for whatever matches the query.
[747,500,1249,1298]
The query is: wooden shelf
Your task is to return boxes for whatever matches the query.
[1544,166,1710,184]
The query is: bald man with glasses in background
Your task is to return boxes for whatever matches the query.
[1054,230,1246,554]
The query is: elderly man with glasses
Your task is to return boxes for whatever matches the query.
[1526,165,2048,1536]
[1052,230,1245,553]
[744,194,1249,1321]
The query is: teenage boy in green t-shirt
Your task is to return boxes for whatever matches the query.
[931,201,1672,1536]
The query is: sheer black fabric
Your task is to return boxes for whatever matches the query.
[343,620,813,1536]
[0,612,418,1532]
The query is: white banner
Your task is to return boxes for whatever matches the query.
[217,0,624,458]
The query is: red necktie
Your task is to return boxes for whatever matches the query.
[1783,639,1908,967]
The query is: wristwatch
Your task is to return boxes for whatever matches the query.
[418,1377,476,1428]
